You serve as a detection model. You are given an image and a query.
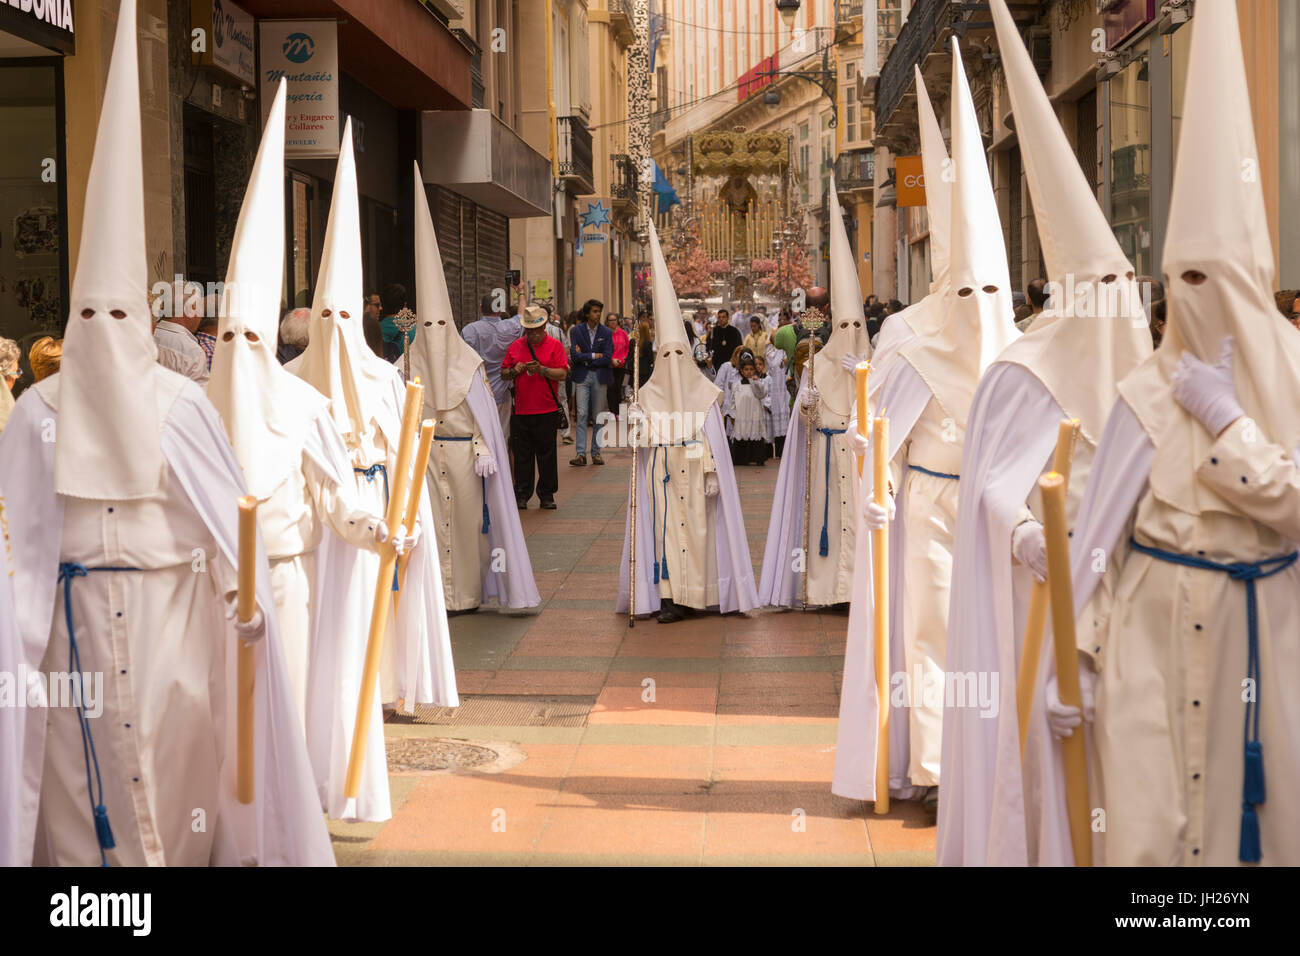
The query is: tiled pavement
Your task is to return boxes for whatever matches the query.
[329,439,936,865]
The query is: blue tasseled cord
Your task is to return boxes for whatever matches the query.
[908,463,960,481]
[1129,538,1297,863]
[816,428,847,557]
[58,562,139,866]
[355,463,399,591]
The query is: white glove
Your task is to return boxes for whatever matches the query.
[474,455,497,477]
[841,352,863,373]
[800,386,819,410]
[862,495,894,531]
[1045,663,1098,739]
[704,473,720,497]
[373,518,390,547]
[1171,336,1244,437]
[1011,520,1048,584]
[627,401,646,426]
[225,597,266,644]
[392,521,422,556]
[848,422,870,457]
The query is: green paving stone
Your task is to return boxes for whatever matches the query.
[719,656,844,672]
[542,598,622,610]
[714,724,839,746]
[580,724,716,747]
[608,657,730,673]
[383,724,587,744]
[449,613,533,669]
[499,655,616,672]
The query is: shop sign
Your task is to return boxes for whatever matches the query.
[895,155,926,207]
[0,0,75,54]
[259,19,339,158]
[191,0,255,86]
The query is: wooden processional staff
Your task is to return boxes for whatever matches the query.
[799,308,826,611]
[628,325,642,628]
[235,496,259,805]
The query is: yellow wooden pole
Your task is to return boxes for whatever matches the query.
[235,496,258,805]
[1039,470,1092,867]
[854,361,870,477]
[872,414,890,815]
[1016,419,1079,758]
[393,419,436,608]
[344,381,424,801]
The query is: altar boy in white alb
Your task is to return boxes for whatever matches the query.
[936,0,1152,867]
[832,42,1019,813]
[287,121,458,823]
[1060,0,1300,866]
[0,0,333,866]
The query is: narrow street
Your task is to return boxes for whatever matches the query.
[329,441,936,865]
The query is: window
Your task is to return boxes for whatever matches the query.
[845,62,858,143]
[1109,54,1151,276]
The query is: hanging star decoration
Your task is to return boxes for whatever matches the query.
[581,201,611,229]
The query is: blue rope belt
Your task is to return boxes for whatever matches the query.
[648,442,700,585]
[355,464,399,591]
[434,435,490,534]
[909,463,960,480]
[817,428,847,557]
[57,562,139,867]
[1129,537,1298,863]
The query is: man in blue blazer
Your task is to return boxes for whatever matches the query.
[568,298,613,465]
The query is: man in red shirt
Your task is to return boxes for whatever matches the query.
[503,305,569,509]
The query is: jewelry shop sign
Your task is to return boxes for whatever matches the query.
[259,19,339,158]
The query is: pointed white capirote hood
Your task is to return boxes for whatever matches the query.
[808,175,870,417]
[638,221,721,440]
[408,161,483,412]
[52,0,164,500]
[988,0,1150,446]
[916,66,952,296]
[897,38,1019,429]
[291,118,389,444]
[1117,0,1300,515]
[206,79,326,499]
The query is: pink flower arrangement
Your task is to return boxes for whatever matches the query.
[708,260,730,276]
[753,246,814,297]
[751,258,777,275]
[665,225,714,296]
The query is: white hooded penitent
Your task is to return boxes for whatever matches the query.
[638,220,722,442]
[291,118,391,443]
[207,79,327,499]
[808,175,870,418]
[54,0,160,500]
[896,39,1019,428]
[988,0,1150,445]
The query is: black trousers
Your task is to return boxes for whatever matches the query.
[512,410,559,501]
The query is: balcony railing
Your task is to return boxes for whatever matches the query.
[611,154,637,205]
[451,28,485,110]
[876,0,951,128]
[836,148,874,189]
[557,115,595,194]
[836,0,863,23]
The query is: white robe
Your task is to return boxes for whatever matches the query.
[937,362,1084,866]
[1068,400,1300,866]
[0,370,335,866]
[290,357,459,823]
[426,399,491,611]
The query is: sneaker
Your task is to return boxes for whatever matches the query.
[562,436,574,445]
[591,454,605,466]
[540,498,557,510]
[570,455,587,466]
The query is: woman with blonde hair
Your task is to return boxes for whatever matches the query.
[29,336,63,382]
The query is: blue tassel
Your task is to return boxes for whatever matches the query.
[94,804,115,851]
[481,478,491,534]
[660,558,669,581]
[1244,741,1266,804]
[819,526,829,558]
[392,566,400,592]
[1239,804,1262,863]
[653,560,661,585]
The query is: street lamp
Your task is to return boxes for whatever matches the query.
[776,0,800,29]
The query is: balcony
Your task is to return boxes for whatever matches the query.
[609,0,635,45]
[836,148,875,191]
[450,28,485,110]
[876,0,951,129]
[611,154,637,208]
[836,0,863,24]
[420,109,552,218]
[557,115,595,195]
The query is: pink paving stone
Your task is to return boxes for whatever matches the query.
[484,670,608,695]
[561,745,713,794]
[535,792,708,857]
[703,794,871,856]
[588,685,719,725]
[368,775,556,854]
